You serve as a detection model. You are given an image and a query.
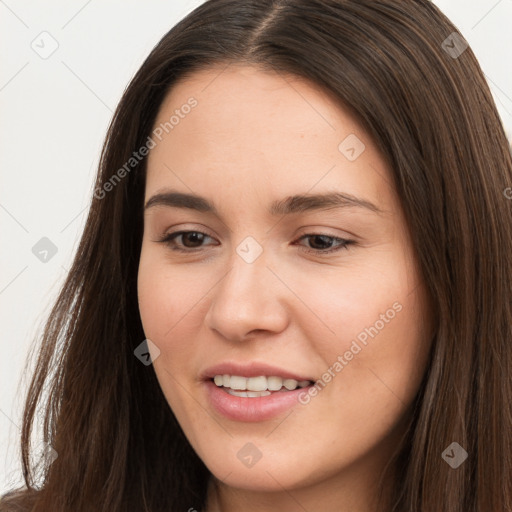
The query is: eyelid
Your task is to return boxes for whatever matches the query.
[156,223,217,240]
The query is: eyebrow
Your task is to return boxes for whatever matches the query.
[144,190,385,216]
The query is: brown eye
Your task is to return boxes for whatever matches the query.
[158,231,216,252]
[179,232,207,248]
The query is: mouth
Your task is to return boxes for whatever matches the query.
[201,363,317,422]
[210,374,313,397]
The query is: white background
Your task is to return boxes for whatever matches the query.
[1,0,511,495]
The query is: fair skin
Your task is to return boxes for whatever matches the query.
[137,64,433,512]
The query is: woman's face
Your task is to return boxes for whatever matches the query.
[138,64,433,504]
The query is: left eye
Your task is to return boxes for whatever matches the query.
[157,231,354,255]
[294,234,354,254]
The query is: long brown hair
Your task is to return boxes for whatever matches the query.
[2,0,512,510]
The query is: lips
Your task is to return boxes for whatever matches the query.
[201,361,316,422]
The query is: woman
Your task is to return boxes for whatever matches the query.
[2,0,511,510]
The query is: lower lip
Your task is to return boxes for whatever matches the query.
[204,379,312,422]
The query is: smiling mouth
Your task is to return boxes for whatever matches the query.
[211,374,313,397]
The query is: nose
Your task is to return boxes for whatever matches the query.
[204,250,289,342]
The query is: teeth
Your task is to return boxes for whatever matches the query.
[246,375,267,391]
[227,389,272,397]
[283,379,298,390]
[230,375,247,390]
[212,374,311,392]
[267,376,283,391]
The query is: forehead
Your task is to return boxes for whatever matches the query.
[145,64,396,215]
[153,63,361,141]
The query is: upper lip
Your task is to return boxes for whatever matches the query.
[201,361,315,382]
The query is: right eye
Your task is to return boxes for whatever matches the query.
[157,230,218,252]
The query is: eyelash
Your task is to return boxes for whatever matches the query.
[156,230,354,255]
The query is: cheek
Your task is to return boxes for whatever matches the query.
[137,259,172,341]
[287,248,413,346]
[288,282,430,469]
[137,252,220,393]
[137,254,196,363]
[138,249,200,337]
[291,245,431,405]
[137,256,203,417]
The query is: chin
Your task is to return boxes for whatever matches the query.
[208,462,302,492]
[198,441,326,492]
